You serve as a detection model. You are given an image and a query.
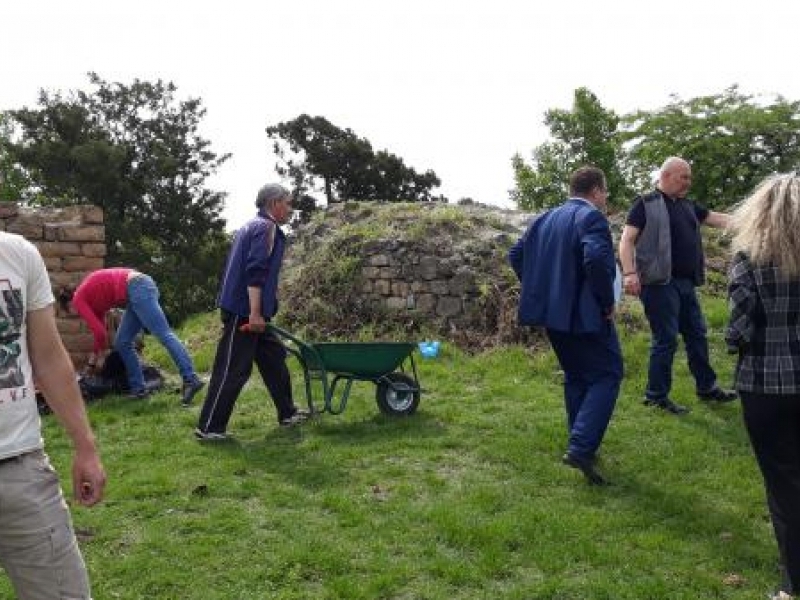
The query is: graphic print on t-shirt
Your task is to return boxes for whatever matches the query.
[0,279,24,389]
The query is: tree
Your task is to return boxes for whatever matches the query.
[511,88,630,211]
[6,73,231,322]
[0,112,37,203]
[266,114,441,206]
[623,86,800,209]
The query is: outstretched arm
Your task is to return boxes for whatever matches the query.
[27,305,106,506]
[704,211,731,229]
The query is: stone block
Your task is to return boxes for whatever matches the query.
[43,256,62,270]
[368,254,390,266]
[361,266,381,279]
[437,260,456,278]
[374,279,391,295]
[49,271,87,289]
[60,333,95,353]
[449,271,476,295]
[386,297,406,310]
[416,294,437,313]
[0,203,19,219]
[56,318,85,335]
[419,256,439,280]
[81,243,107,258]
[82,206,104,224]
[42,220,80,241]
[436,296,462,317]
[6,220,44,240]
[58,225,105,242]
[63,256,104,272]
[391,281,410,296]
[35,241,82,257]
[430,280,450,295]
[380,267,400,279]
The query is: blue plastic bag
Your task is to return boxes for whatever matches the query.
[418,341,441,358]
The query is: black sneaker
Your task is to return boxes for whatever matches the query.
[643,396,690,415]
[181,378,205,407]
[127,388,152,400]
[697,387,737,403]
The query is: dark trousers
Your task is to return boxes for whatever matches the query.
[198,312,295,433]
[546,325,623,460]
[740,391,800,593]
[640,278,717,400]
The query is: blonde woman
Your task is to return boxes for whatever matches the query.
[726,173,800,600]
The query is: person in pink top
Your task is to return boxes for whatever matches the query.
[61,268,204,404]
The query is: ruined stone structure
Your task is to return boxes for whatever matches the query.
[0,203,105,367]
[282,202,533,348]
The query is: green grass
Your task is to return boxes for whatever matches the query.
[8,300,780,599]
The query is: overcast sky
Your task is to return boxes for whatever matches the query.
[3,0,799,229]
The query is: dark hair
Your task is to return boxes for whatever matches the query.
[58,287,75,312]
[569,166,606,197]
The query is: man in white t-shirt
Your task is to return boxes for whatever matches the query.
[0,231,106,598]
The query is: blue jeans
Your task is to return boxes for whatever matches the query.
[640,278,717,401]
[546,324,623,460]
[115,275,196,392]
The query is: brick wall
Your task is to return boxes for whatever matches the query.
[0,203,105,368]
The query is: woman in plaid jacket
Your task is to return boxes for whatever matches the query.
[726,173,800,600]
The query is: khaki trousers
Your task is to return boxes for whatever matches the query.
[0,449,91,599]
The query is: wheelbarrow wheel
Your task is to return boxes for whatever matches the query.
[375,372,420,416]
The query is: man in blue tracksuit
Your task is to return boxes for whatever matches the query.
[509,166,623,485]
[196,184,307,439]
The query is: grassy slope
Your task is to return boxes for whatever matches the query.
[1,292,780,599]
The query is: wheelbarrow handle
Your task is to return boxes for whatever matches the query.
[265,323,307,348]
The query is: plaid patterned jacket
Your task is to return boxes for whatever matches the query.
[726,252,800,394]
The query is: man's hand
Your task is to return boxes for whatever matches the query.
[704,211,731,229]
[246,313,266,333]
[73,447,106,506]
[623,272,641,296]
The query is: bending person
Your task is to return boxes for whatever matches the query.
[61,268,203,403]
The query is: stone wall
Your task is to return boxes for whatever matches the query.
[358,239,481,320]
[0,203,105,368]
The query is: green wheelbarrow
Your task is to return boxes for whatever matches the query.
[267,324,422,417]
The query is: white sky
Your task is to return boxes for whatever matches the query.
[3,0,799,229]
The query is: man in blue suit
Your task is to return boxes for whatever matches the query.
[509,166,623,485]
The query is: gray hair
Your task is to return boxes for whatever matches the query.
[659,156,690,176]
[255,183,290,209]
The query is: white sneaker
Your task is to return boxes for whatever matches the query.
[194,428,230,441]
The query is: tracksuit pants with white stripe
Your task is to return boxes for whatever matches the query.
[198,311,296,433]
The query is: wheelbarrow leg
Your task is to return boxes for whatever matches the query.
[327,375,354,415]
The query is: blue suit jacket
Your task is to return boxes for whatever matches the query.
[508,198,616,334]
